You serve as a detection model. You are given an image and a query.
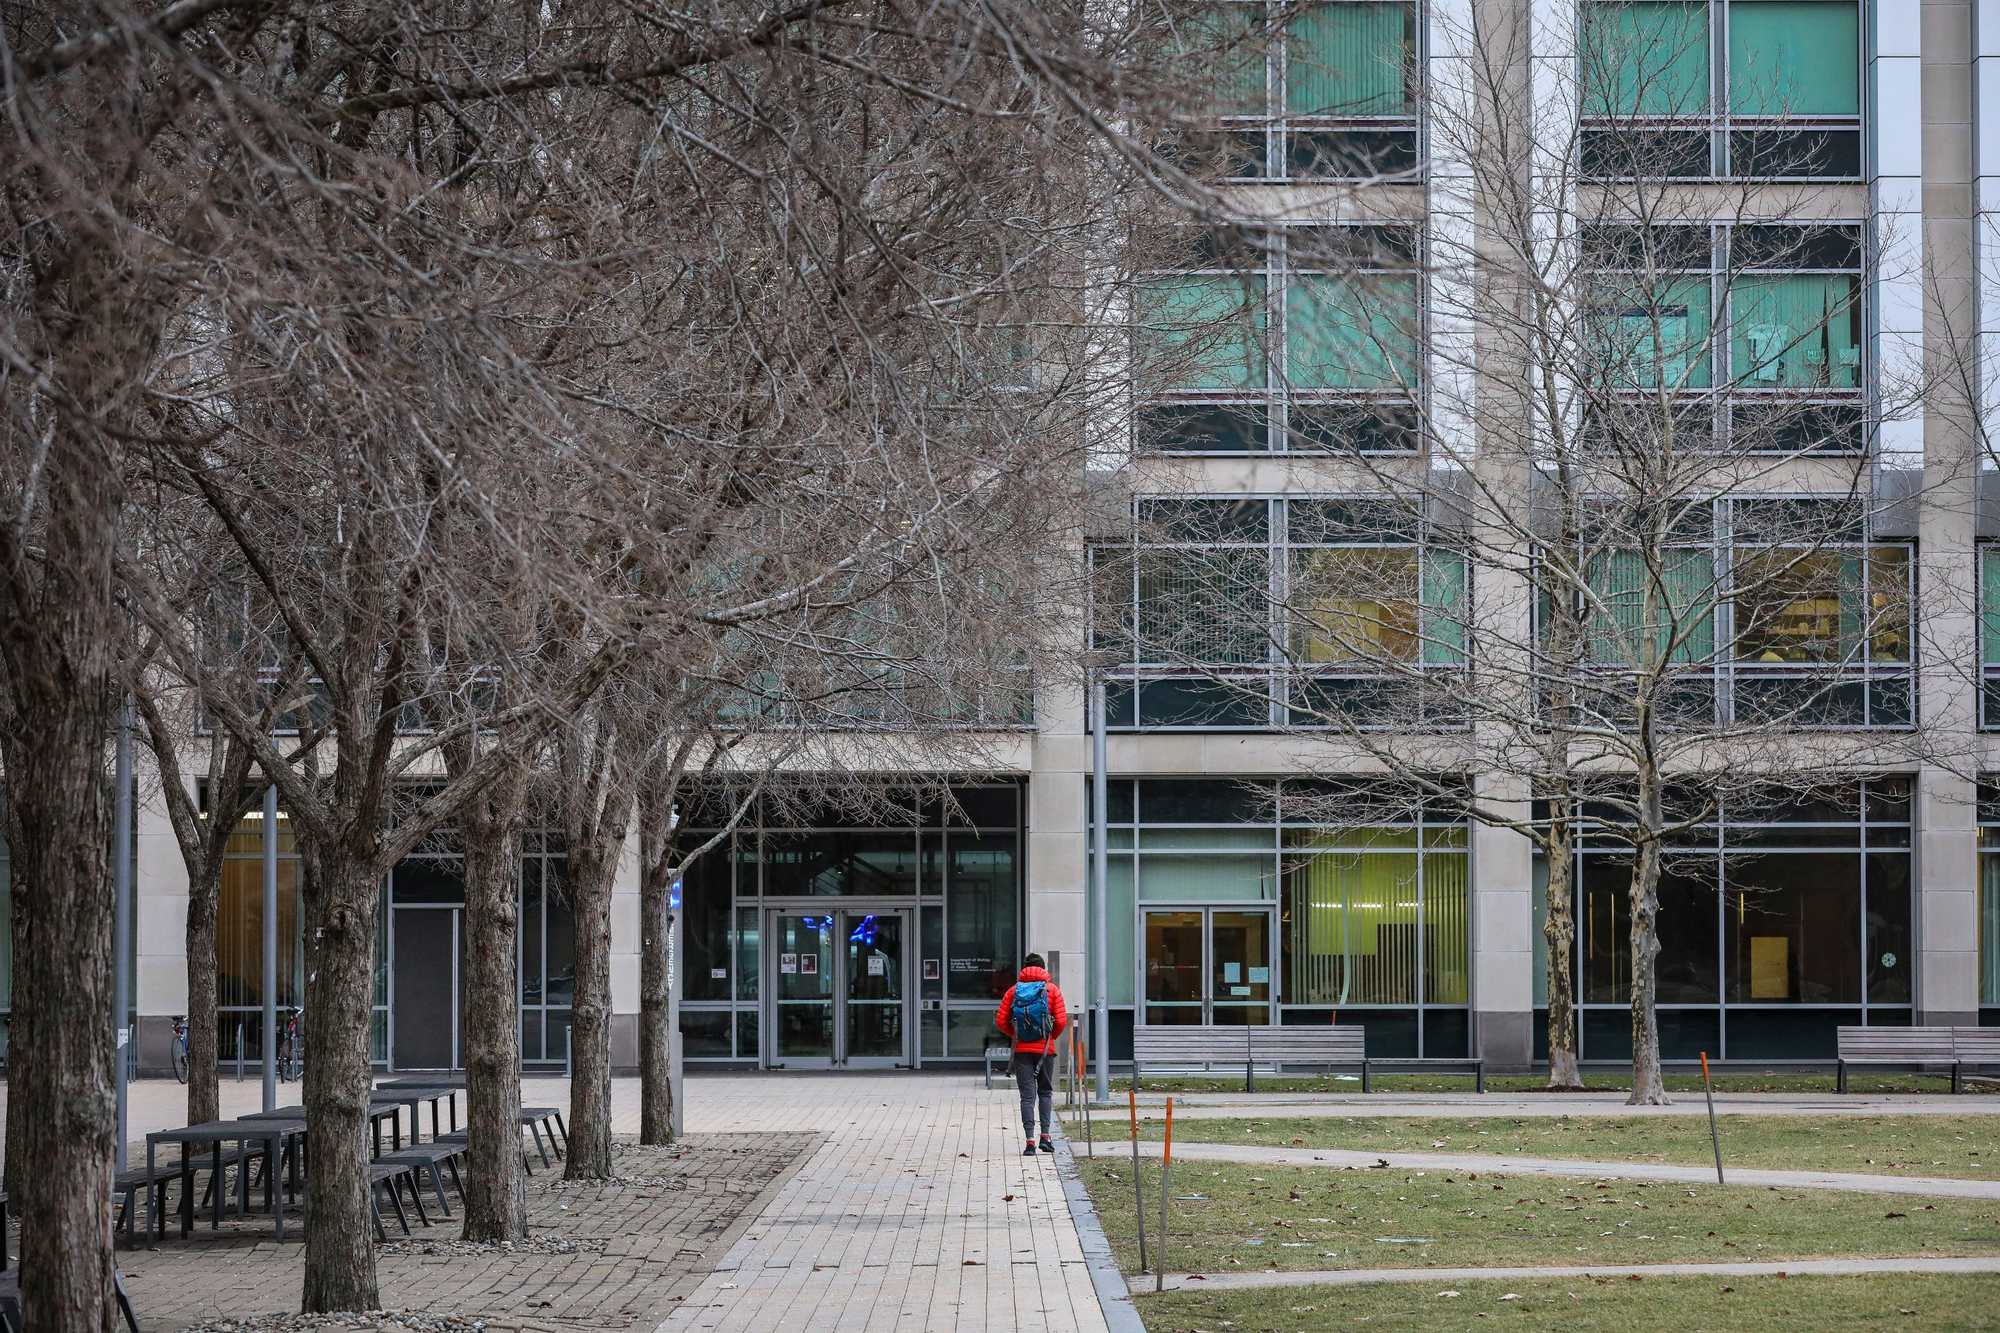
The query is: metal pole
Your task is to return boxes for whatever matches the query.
[1091,678,1110,1104]
[262,784,278,1111]
[113,698,133,1174]
[1701,1051,1724,1184]
[1156,1095,1173,1293]
[1128,1088,1148,1274]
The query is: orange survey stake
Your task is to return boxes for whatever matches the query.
[1162,1096,1174,1166]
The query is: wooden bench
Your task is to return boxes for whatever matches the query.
[1955,1027,2000,1088]
[1132,1025,1359,1091]
[1836,1026,1961,1092]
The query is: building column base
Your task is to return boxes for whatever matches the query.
[1475,1009,1534,1073]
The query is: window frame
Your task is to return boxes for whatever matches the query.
[1135,223,1427,456]
[1577,0,1865,183]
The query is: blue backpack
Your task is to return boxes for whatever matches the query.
[1012,981,1052,1043]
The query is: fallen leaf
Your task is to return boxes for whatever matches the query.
[1884,1212,1906,1220]
[962,1260,981,1267]
[1436,1290,1461,1298]
[1499,1293,1521,1302]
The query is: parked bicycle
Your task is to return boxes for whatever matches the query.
[278,1007,304,1081]
[171,1014,189,1084]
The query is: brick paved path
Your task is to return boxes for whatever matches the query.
[659,1073,1108,1333]
[116,1134,807,1331]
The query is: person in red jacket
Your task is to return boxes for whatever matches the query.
[995,954,1068,1156]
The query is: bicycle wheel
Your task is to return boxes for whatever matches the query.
[172,1042,188,1084]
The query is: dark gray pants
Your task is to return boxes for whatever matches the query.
[1012,1050,1053,1139]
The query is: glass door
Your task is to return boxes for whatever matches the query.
[772,913,837,1068]
[842,911,907,1068]
[1143,907,1275,1025]
[768,908,911,1067]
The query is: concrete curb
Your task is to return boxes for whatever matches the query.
[1126,1254,2000,1294]
[1053,1123,1147,1333]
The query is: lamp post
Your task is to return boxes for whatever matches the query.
[1091,678,1110,1103]
[262,783,278,1110]
[112,699,133,1172]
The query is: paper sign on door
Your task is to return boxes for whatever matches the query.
[780,953,798,974]
[867,955,886,976]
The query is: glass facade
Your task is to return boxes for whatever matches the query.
[1582,223,1866,452]
[1174,1,1418,180]
[1974,783,2000,1012]
[1534,779,1912,1059]
[1092,778,1469,1057]
[1095,496,1468,729]
[1136,225,1422,455]
[678,784,1023,1063]
[1579,0,1862,179]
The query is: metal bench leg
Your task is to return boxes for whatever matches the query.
[371,1195,388,1243]
[426,1163,451,1216]
[114,1272,139,1333]
[1837,1060,1847,1093]
[385,1180,411,1235]
[403,1173,431,1227]
[1475,1066,1485,1094]
[1362,1060,1371,1094]
[445,1156,466,1199]
[1953,1063,1962,1095]
[528,1122,552,1168]
[552,1112,569,1154]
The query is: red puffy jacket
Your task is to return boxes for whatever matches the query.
[995,965,1068,1056]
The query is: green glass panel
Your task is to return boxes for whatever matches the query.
[1176,4,1267,116]
[1983,550,2000,665]
[1585,548,1715,665]
[1731,275,1861,390]
[1138,274,1267,391]
[1100,855,1137,1005]
[1138,853,1274,900]
[1596,275,1713,389]
[1982,852,2000,1005]
[1728,1,1859,117]
[1580,1,1710,117]
[1531,854,1550,1008]
[1286,2,1410,117]
[1287,274,1417,389]
[1420,548,1467,665]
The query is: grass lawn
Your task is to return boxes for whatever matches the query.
[1134,1273,2000,1332]
[1111,1071,1992,1096]
[1075,1157,2000,1276]
[1094,1113,2000,1180]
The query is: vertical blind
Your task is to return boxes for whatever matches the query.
[1982,854,2000,1005]
[1580,1,1710,117]
[1584,549,1717,665]
[1983,550,2000,665]
[1731,276,1861,390]
[1287,274,1419,389]
[1140,275,1267,391]
[1282,831,1469,1006]
[1728,1,1859,117]
[1286,2,1412,118]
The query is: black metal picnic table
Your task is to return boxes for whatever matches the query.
[369,1082,462,1140]
[145,1118,305,1241]
[246,1099,410,1156]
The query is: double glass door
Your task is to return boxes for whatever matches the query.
[1143,907,1275,1025]
[769,908,910,1067]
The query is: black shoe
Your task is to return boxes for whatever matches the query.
[1022,1141,1037,1156]
[1038,1136,1055,1154]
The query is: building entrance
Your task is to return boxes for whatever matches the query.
[767,907,912,1068]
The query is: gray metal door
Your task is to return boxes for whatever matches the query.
[392,907,459,1069]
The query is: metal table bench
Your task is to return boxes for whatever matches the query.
[144,1118,305,1240]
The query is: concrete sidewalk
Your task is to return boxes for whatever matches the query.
[659,1073,1108,1333]
[1127,1138,2000,1199]
[1132,1254,2000,1294]
[1126,1091,2000,1119]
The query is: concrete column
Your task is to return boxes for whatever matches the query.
[133,756,192,1071]
[1976,0,2000,426]
[1470,772,1535,1069]
[610,826,644,1070]
[1917,0,1983,1025]
[1427,0,1478,467]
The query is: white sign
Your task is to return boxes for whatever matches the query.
[867,955,886,976]
[780,953,798,974]
[710,967,727,980]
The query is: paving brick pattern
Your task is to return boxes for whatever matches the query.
[113,1134,806,1332]
[659,1073,1108,1333]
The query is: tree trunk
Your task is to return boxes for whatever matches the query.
[460,810,527,1239]
[7,772,117,1333]
[638,854,674,1145]
[4,802,26,1204]
[565,836,617,1180]
[1542,826,1583,1091]
[0,436,124,1330]
[186,856,224,1125]
[1626,835,1669,1106]
[299,854,383,1311]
